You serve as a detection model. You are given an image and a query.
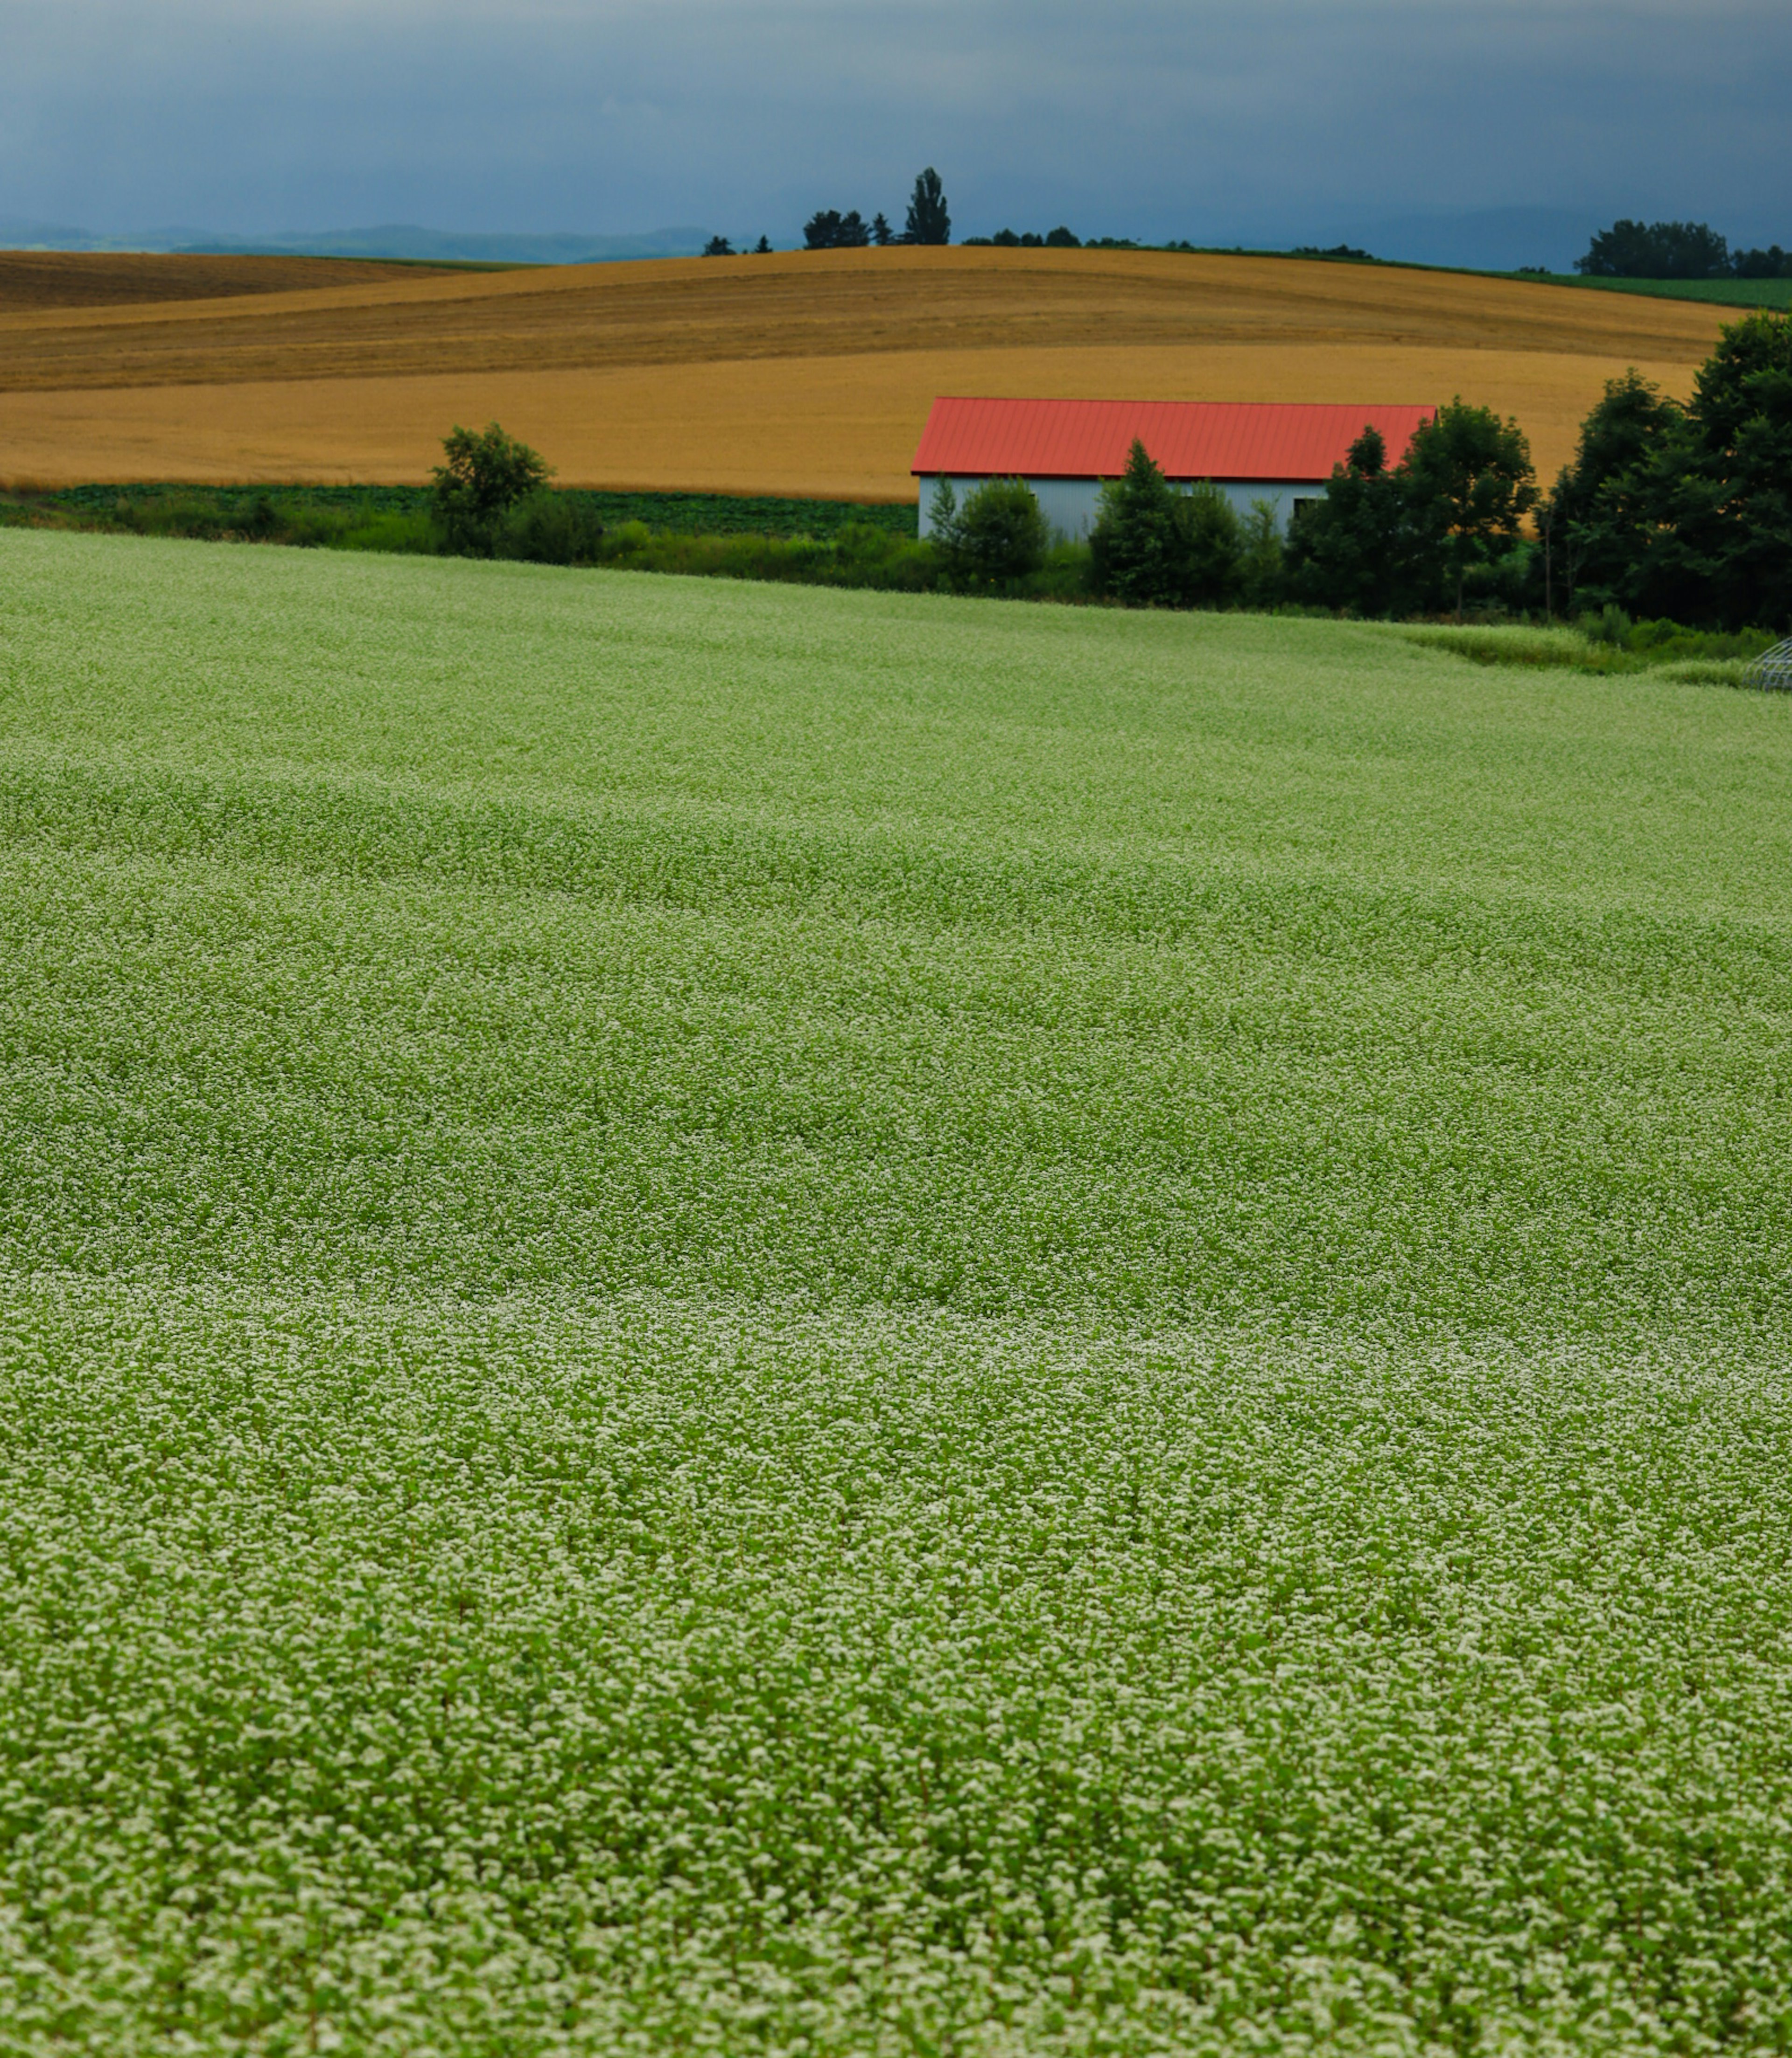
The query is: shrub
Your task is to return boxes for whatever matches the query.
[431,422,554,557]
[497,491,607,567]
[933,478,1051,588]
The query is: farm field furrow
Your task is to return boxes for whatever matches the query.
[0,342,1713,503]
[2,530,1792,2053]
[0,246,1733,497]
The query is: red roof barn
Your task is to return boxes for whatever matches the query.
[912,396,1434,539]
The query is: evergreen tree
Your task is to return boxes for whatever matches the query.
[1089,441,1184,604]
[871,213,893,247]
[1286,426,1414,616]
[1088,443,1242,607]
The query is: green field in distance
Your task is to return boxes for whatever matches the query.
[3,530,1791,2054]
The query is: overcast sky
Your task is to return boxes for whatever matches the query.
[3,0,1788,260]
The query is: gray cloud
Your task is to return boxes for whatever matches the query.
[1,0,1787,260]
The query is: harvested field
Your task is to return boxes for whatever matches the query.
[0,248,473,313]
[0,246,1736,496]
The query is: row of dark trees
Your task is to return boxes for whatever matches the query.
[1539,316,1792,627]
[804,170,950,251]
[927,311,1790,630]
[1577,219,1792,281]
[1290,313,1792,628]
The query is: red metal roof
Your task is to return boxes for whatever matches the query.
[911,397,1434,482]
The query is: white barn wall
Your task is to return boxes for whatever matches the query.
[917,475,1324,541]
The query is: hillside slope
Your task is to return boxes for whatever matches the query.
[3,532,1792,2052]
[0,246,1736,496]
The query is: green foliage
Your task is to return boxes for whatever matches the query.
[1392,614,1776,684]
[931,476,1051,586]
[702,235,734,257]
[803,209,870,250]
[1089,441,1243,608]
[1541,316,1792,630]
[904,167,950,246]
[1400,399,1537,619]
[431,421,554,556]
[6,533,1792,2052]
[1286,424,1414,615]
[495,489,608,567]
[1577,218,1734,280]
[1236,498,1286,609]
[1045,225,1080,248]
[1291,406,1535,619]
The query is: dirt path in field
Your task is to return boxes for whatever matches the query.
[0,246,1733,496]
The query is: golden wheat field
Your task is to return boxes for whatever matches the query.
[0,245,1735,497]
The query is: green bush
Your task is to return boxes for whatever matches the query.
[932,477,1051,588]
[333,510,438,555]
[496,491,607,566]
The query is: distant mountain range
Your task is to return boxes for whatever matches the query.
[1336,208,1602,275]
[0,218,714,264]
[0,206,1631,276]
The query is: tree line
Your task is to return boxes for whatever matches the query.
[417,308,1789,634]
[925,311,1790,630]
[1577,219,1792,281]
[803,170,950,251]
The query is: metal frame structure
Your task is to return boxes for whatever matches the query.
[1749,637,1792,691]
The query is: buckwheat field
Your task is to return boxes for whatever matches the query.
[2,529,1790,2056]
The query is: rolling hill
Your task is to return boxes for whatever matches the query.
[0,245,1741,498]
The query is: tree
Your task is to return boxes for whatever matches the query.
[904,168,951,246]
[1539,370,1688,617]
[871,213,893,247]
[1576,219,1731,280]
[1400,400,1536,618]
[753,236,772,254]
[1286,425,1415,616]
[803,209,870,251]
[1529,320,1792,630]
[1668,312,1792,628]
[1044,226,1080,249]
[431,422,553,556]
[935,478,1050,586]
[1734,244,1792,281]
[1088,441,1241,608]
[1089,440,1183,604]
[1236,500,1286,611]
[702,235,734,257]
[1175,481,1246,607]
